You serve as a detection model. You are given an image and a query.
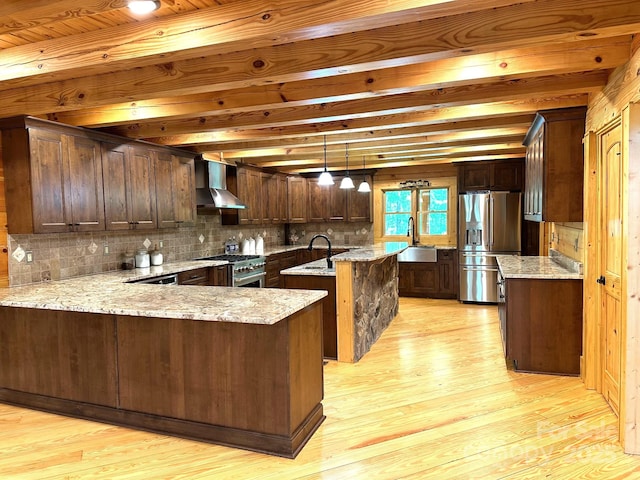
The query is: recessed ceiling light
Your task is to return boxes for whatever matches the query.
[128,0,161,15]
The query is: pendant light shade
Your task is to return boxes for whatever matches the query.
[318,135,334,186]
[128,0,161,15]
[340,176,355,189]
[358,155,371,192]
[340,143,355,189]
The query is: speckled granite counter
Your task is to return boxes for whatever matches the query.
[281,259,336,277]
[0,260,327,325]
[333,242,408,262]
[496,254,583,279]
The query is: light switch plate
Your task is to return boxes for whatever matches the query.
[25,251,33,264]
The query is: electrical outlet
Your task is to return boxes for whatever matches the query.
[103,244,109,255]
[25,251,33,264]
[159,240,163,248]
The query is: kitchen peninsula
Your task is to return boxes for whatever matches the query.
[0,263,327,458]
[282,242,406,363]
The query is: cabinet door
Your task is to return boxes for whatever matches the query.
[436,249,457,297]
[29,130,104,233]
[208,265,230,286]
[267,173,288,223]
[307,179,328,222]
[260,172,272,224]
[29,129,71,233]
[102,143,133,230]
[236,167,263,224]
[327,180,347,222]
[398,262,439,297]
[129,145,157,229]
[491,160,523,191]
[347,176,372,222]
[287,176,307,223]
[66,135,105,232]
[154,150,176,228]
[172,154,196,225]
[458,163,491,192]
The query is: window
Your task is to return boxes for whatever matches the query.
[384,190,411,236]
[383,187,449,237]
[418,188,448,235]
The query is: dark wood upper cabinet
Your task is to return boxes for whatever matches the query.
[522,106,586,222]
[307,175,371,223]
[0,116,196,234]
[287,176,307,223]
[347,175,373,222]
[154,150,196,228]
[102,142,157,231]
[457,159,524,193]
[3,124,105,234]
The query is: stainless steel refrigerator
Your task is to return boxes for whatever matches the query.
[458,191,521,303]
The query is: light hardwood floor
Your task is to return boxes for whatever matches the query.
[2,298,640,479]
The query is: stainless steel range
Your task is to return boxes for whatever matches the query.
[196,254,266,287]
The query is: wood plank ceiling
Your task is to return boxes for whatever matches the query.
[0,0,638,174]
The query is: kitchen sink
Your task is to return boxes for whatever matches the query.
[397,246,437,263]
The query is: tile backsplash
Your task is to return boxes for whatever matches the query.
[8,214,373,286]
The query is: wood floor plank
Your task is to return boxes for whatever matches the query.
[1,298,639,479]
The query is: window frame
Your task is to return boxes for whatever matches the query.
[376,176,457,246]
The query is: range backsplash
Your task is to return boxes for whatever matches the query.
[8,215,373,286]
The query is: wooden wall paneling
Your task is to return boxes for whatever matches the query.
[0,144,7,287]
[549,222,584,262]
[336,261,354,363]
[622,103,640,453]
[582,132,599,391]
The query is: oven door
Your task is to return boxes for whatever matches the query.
[233,271,266,287]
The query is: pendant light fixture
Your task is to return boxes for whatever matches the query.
[128,0,161,15]
[358,155,371,192]
[339,143,355,189]
[318,135,334,186]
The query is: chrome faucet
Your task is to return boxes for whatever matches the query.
[407,216,418,246]
[308,234,333,268]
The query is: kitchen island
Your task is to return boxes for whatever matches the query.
[0,265,327,458]
[281,242,406,363]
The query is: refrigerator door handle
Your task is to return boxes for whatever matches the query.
[489,196,494,247]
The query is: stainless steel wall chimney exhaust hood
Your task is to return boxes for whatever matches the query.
[195,160,246,209]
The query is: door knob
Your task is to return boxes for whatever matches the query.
[596,275,606,285]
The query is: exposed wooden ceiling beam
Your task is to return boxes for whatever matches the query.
[49,37,623,127]
[279,152,526,173]
[0,1,635,119]
[103,70,605,139]
[180,116,537,149]
[0,0,537,86]
[142,96,586,150]
[218,131,529,159]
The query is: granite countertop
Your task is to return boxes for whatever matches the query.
[0,260,327,325]
[333,242,409,262]
[496,253,583,280]
[280,259,336,277]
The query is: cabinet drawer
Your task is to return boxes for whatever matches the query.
[178,267,210,285]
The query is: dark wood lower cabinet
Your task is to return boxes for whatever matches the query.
[282,274,337,359]
[502,277,582,375]
[0,303,325,458]
[177,265,230,286]
[398,249,457,299]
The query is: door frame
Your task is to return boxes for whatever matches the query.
[584,103,640,453]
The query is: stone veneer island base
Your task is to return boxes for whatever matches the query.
[0,279,327,458]
[335,243,403,362]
